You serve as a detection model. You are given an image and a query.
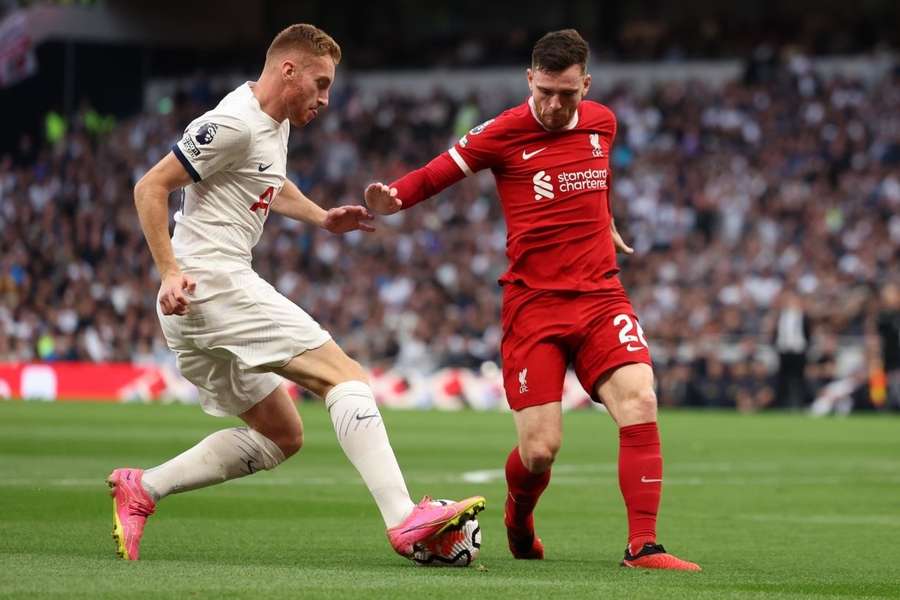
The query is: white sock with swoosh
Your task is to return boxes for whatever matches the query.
[141,427,284,501]
[325,380,415,528]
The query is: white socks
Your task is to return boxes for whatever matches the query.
[325,380,415,528]
[141,427,285,501]
[139,382,415,529]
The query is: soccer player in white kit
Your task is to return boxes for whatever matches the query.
[106,23,484,562]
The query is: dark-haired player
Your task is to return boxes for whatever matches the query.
[365,29,699,570]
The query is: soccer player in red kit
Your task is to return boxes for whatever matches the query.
[365,29,699,570]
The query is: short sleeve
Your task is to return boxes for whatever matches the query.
[172,114,251,182]
[448,117,503,176]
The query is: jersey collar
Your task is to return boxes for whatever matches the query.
[528,96,579,131]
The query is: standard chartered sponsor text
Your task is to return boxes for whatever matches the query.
[557,168,608,192]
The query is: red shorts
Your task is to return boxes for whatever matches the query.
[500,280,652,411]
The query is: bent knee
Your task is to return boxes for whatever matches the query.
[520,440,560,474]
[323,359,369,396]
[339,359,368,385]
[269,428,303,459]
[281,429,303,458]
[621,387,658,423]
[333,357,369,385]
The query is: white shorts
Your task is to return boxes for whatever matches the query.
[157,266,331,417]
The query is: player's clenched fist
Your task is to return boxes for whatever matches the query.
[158,272,196,315]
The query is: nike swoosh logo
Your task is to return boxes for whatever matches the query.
[626,344,644,352]
[401,509,458,533]
[258,162,273,172]
[355,413,380,421]
[641,476,662,483]
[522,147,547,160]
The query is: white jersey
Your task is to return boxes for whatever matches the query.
[171,82,290,268]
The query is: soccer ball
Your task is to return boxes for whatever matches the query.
[412,501,482,567]
[413,518,481,567]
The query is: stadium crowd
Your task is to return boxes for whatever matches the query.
[325,9,897,68]
[1,52,898,410]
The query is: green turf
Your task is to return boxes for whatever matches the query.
[1,401,898,599]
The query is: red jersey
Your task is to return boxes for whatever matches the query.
[389,97,619,291]
[451,98,618,291]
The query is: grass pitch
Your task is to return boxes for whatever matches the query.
[1,401,898,599]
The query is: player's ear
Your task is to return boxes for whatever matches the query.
[526,68,534,91]
[582,72,592,95]
[282,58,296,82]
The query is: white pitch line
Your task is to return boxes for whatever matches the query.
[461,463,620,484]
[739,514,900,527]
[458,463,900,487]
[4,461,900,490]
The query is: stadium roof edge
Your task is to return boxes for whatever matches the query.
[13,3,264,47]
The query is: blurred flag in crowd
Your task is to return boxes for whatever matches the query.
[0,11,37,88]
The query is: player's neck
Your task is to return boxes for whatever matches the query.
[250,76,287,123]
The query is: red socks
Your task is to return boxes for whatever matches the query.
[619,422,662,549]
[504,422,662,550]
[504,446,551,528]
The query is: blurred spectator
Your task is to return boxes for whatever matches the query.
[810,335,885,416]
[807,331,840,398]
[875,282,900,408]
[771,290,814,408]
[730,359,775,413]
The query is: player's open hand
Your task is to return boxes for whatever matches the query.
[364,183,402,215]
[323,205,375,234]
[158,272,196,316]
[610,219,634,255]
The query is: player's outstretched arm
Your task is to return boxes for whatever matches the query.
[365,151,467,214]
[134,152,197,316]
[272,179,375,233]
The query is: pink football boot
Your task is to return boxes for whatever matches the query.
[387,495,485,557]
[106,468,156,560]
